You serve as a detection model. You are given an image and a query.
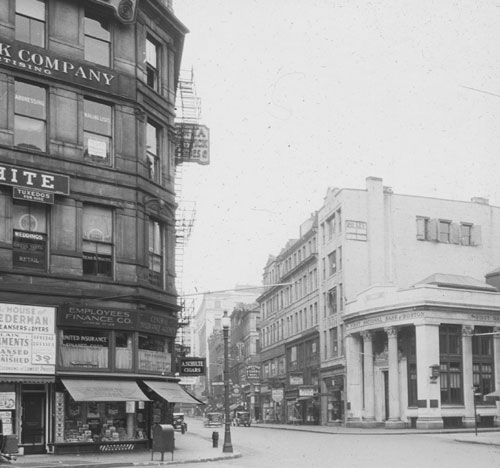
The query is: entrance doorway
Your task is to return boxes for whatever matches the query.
[21,392,46,454]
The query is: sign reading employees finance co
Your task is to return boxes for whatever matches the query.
[0,303,56,374]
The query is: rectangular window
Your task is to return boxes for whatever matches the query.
[82,205,113,277]
[472,327,494,401]
[328,287,337,315]
[84,99,112,165]
[327,214,336,240]
[439,324,463,404]
[330,327,338,357]
[416,217,429,240]
[15,80,46,152]
[16,0,45,47]
[84,9,111,67]
[146,120,160,181]
[115,332,133,370]
[12,202,47,270]
[438,220,451,243]
[328,251,336,275]
[460,223,472,246]
[148,219,163,287]
[146,36,159,91]
[59,328,109,369]
[138,333,171,373]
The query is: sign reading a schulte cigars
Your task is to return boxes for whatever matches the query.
[0,38,134,99]
[58,305,178,337]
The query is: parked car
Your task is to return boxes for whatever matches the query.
[233,411,251,427]
[204,412,223,427]
[172,413,187,434]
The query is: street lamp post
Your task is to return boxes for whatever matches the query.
[221,310,233,453]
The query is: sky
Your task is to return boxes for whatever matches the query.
[173,0,500,297]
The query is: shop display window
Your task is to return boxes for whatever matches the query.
[59,329,109,369]
[138,333,171,373]
[61,396,147,443]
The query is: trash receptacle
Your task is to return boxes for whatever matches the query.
[151,424,175,462]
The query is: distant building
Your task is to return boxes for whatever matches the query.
[259,176,500,429]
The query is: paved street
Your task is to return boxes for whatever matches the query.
[181,418,500,468]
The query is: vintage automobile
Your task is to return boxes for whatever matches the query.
[233,411,251,427]
[204,412,223,427]
[172,413,187,434]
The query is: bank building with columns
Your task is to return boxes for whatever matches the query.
[318,177,500,429]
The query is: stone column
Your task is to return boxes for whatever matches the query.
[493,327,500,427]
[345,333,363,425]
[361,331,376,425]
[415,323,443,429]
[385,327,404,428]
[462,325,475,427]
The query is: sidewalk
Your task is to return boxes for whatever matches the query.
[4,425,241,468]
[5,420,500,467]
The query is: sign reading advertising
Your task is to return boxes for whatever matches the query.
[58,305,178,337]
[179,357,206,376]
[0,303,56,374]
[12,230,47,270]
[0,38,133,98]
[175,123,210,165]
[0,163,69,195]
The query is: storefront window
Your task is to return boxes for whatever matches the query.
[59,329,109,369]
[60,397,147,443]
[138,334,171,373]
[115,332,133,370]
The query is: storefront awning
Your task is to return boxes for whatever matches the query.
[143,380,203,405]
[61,379,150,402]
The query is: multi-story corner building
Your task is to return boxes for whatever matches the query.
[257,214,320,424]
[0,0,203,455]
[318,177,500,429]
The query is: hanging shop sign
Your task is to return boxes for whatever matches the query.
[289,374,304,386]
[272,388,283,403]
[298,386,314,398]
[179,357,206,376]
[0,302,56,374]
[175,123,210,165]
[246,365,261,381]
[58,306,178,337]
[0,38,133,98]
[12,230,47,270]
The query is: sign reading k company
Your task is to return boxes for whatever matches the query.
[0,38,133,98]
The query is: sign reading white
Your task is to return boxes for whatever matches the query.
[0,303,56,374]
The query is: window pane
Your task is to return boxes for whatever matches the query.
[115,332,133,370]
[84,100,112,135]
[146,122,158,156]
[12,202,47,232]
[15,115,46,151]
[59,329,109,369]
[15,81,46,119]
[85,13,110,41]
[16,0,45,19]
[84,132,110,163]
[146,38,157,67]
[138,334,171,373]
[84,36,110,67]
[83,206,112,241]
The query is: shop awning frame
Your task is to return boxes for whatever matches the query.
[61,378,150,402]
[142,380,204,405]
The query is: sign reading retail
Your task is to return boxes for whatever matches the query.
[0,303,56,374]
[0,38,133,97]
[0,163,69,195]
[12,230,47,270]
[179,357,206,376]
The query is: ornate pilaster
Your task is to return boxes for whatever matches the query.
[462,325,475,427]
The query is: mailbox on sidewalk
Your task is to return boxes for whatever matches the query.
[151,424,175,462]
